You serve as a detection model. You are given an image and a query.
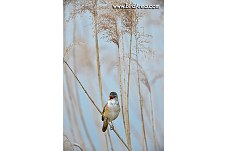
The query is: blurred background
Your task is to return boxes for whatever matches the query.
[63,0,163,150]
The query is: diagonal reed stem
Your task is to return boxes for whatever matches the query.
[63,59,130,151]
[107,129,114,151]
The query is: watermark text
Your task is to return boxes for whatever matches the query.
[112,3,160,9]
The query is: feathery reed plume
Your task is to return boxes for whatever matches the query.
[68,0,112,149]
[92,1,111,148]
[123,8,136,150]
[94,1,113,149]
[96,3,127,138]
[64,59,130,151]
[63,3,83,148]
[63,0,71,6]
[65,11,96,147]
[64,1,163,150]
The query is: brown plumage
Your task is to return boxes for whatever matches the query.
[101,92,120,132]
[102,104,108,132]
[102,120,109,132]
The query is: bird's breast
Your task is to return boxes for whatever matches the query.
[106,101,120,121]
[107,101,119,111]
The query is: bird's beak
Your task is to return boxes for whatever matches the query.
[109,96,114,99]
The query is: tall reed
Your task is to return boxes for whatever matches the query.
[135,30,148,151]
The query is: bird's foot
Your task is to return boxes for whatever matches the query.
[110,122,114,130]
[110,125,114,130]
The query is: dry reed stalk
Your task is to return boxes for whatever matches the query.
[63,87,77,143]
[64,87,86,149]
[140,65,157,151]
[93,1,104,107]
[70,83,96,150]
[64,59,130,151]
[70,12,90,149]
[105,133,109,151]
[135,31,148,151]
[102,34,127,150]
[81,77,109,150]
[65,1,115,150]
[140,63,158,151]
[121,31,127,133]
[134,21,157,150]
[125,25,133,151]
[63,3,82,148]
[64,69,79,144]
[72,0,77,66]
[64,20,96,148]
[131,58,158,151]
[92,2,112,149]
[96,6,127,146]
[145,73,164,150]
[107,130,114,151]
[63,3,67,59]
[65,68,96,150]
[115,23,126,139]
[122,33,128,136]
[122,8,137,150]
[149,92,157,151]
[113,128,130,151]
[116,44,125,151]
[136,58,148,151]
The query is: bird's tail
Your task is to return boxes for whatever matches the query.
[102,121,108,132]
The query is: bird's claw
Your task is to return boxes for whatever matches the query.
[110,126,114,130]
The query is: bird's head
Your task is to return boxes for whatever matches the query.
[109,92,118,100]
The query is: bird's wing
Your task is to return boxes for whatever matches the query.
[102,103,108,121]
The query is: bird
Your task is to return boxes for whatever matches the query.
[101,92,120,132]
